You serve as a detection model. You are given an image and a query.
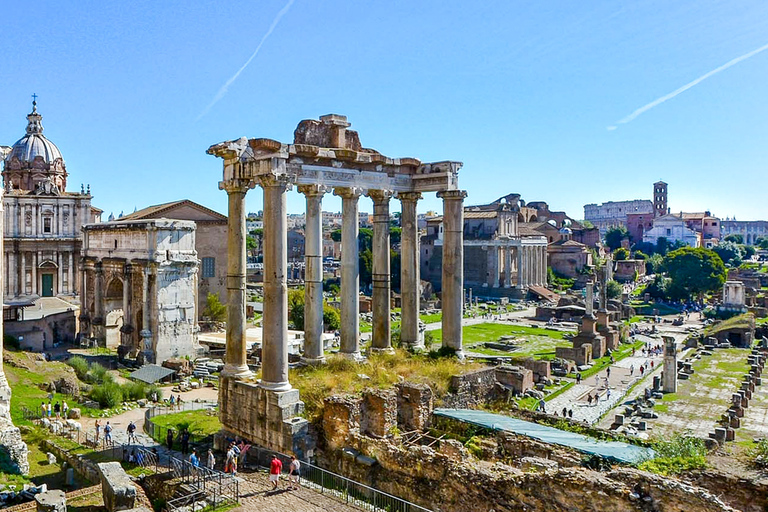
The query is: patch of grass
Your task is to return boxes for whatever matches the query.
[431,323,575,360]
[419,313,442,324]
[291,350,482,422]
[748,438,768,468]
[150,409,222,437]
[638,432,708,475]
[703,313,754,337]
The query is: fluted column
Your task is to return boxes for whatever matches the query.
[369,190,393,353]
[121,264,133,352]
[438,190,466,356]
[259,175,292,390]
[398,192,422,349]
[334,187,364,360]
[299,184,327,365]
[220,179,254,379]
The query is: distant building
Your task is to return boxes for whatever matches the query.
[584,181,667,236]
[642,214,699,248]
[721,220,768,245]
[421,193,547,299]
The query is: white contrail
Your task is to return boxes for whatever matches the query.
[608,41,768,130]
[196,0,295,121]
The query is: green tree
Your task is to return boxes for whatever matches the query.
[390,250,402,292]
[645,274,670,300]
[664,247,726,300]
[613,247,629,261]
[330,229,342,242]
[605,226,629,251]
[633,250,649,260]
[757,237,768,250]
[743,245,756,259]
[389,226,402,245]
[359,248,373,289]
[358,228,374,251]
[713,241,743,267]
[323,304,340,331]
[288,289,305,330]
[724,234,744,244]
[579,219,594,229]
[202,293,227,322]
[656,236,669,255]
[606,280,623,299]
[646,253,664,274]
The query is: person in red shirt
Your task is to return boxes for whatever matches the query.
[269,455,283,489]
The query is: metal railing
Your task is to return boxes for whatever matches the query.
[249,446,432,512]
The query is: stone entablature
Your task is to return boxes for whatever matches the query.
[81,219,199,364]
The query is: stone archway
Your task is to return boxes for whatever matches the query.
[104,278,124,349]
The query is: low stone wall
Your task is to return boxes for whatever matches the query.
[508,358,551,383]
[443,367,498,408]
[42,439,101,483]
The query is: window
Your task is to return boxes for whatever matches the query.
[202,257,216,278]
[666,229,671,236]
[43,217,52,234]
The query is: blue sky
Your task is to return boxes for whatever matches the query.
[1,1,766,220]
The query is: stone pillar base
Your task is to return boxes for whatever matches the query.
[339,351,365,362]
[221,363,254,380]
[369,347,395,355]
[300,355,327,366]
[219,376,314,458]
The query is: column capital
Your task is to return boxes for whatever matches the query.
[437,189,467,201]
[396,191,422,202]
[297,184,329,197]
[366,189,394,204]
[333,186,365,199]
[256,174,292,192]
[219,178,255,195]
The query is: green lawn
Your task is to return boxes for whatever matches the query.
[150,408,222,438]
[429,323,575,360]
[630,301,681,316]
[419,312,442,324]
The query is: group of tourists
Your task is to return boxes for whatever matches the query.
[269,454,302,491]
[94,419,114,446]
[40,399,69,419]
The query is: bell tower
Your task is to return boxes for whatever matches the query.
[653,181,667,217]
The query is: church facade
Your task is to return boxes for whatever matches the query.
[1,101,101,301]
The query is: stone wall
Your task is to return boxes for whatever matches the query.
[508,358,551,383]
[495,366,534,394]
[443,367,498,408]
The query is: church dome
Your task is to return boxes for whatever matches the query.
[6,102,63,164]
[3,100,68,192]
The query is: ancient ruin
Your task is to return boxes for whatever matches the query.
[208,114,466,455]
[80,219,200,364]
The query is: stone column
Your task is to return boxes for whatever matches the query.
[504,246,512,288]
[298,184,326,365]
[220,180,254,379]
[31,252,37,296]
[121,264,133,353]
[68,252,74,295]
[93,262,105,345]
[369,190,393,353]
[333,187,363,360]
[259,175,292,391]
[20,252,26,295]
[438,190,466,355]
[663,336,677,393]
[398,192,422,349]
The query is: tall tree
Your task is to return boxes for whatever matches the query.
[605,226,629,251]
[664,247,726,300]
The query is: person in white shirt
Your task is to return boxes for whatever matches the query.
[288,455,301,490]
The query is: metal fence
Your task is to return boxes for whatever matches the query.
[248,446,432,512]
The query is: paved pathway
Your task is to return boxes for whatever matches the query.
[234,471,362,512]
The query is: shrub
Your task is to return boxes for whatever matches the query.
[3,335,19,351]
[638,432,708,475]
[90,381,124,408]
[122,381,149,401]
[749,438,768,468]
[67,356,89,380]
[146,384,163,402]
[88,363,111,384]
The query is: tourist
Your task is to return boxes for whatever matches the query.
[166,429,174,451]
[288,455,301,490]
[606,389,611,400]
[180,429,191,455]
[207,449,215,470]
[237,439,250,467]
[576,372,582,384]
[177,395,183,410]
[587,395,592,406]
[269,455,282,490]
[104,421,113,446]
[640,366,645,376]
[606,367,611,379]
[190,449,199,468]
[47,401,52,418]
[62,400,69,418]
[53,401,60,419]
[224,444,235,473]
[40,401,46,418]
[127,421,138,444]
[568,409,573,419]
[95,419,102,443]
[630,364,634,376]
[128,449,136,464]
[650,360,654,369]
[169,395,176,408]
[562,407,567,417]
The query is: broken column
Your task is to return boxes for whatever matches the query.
[439,190,467,356]
[663,336,677,393]
[399,192,422,349]
[98,462,137,512]
[35,490,66,512]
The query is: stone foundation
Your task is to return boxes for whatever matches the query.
[218,376,312,458]
[508,358,551,383]
[555,344,592,366]
[495,366,534,395]
[0,374,29,475]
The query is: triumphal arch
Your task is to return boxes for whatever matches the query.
[208,114,466,456]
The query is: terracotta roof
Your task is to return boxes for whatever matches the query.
[121,200,227,222]
[550,239,586,248]
[518,226,545,237]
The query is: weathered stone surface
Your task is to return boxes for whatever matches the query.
[98,461,137,512]
[361,389,397,438]
[35,489,66,512]
[395,382,433,431]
